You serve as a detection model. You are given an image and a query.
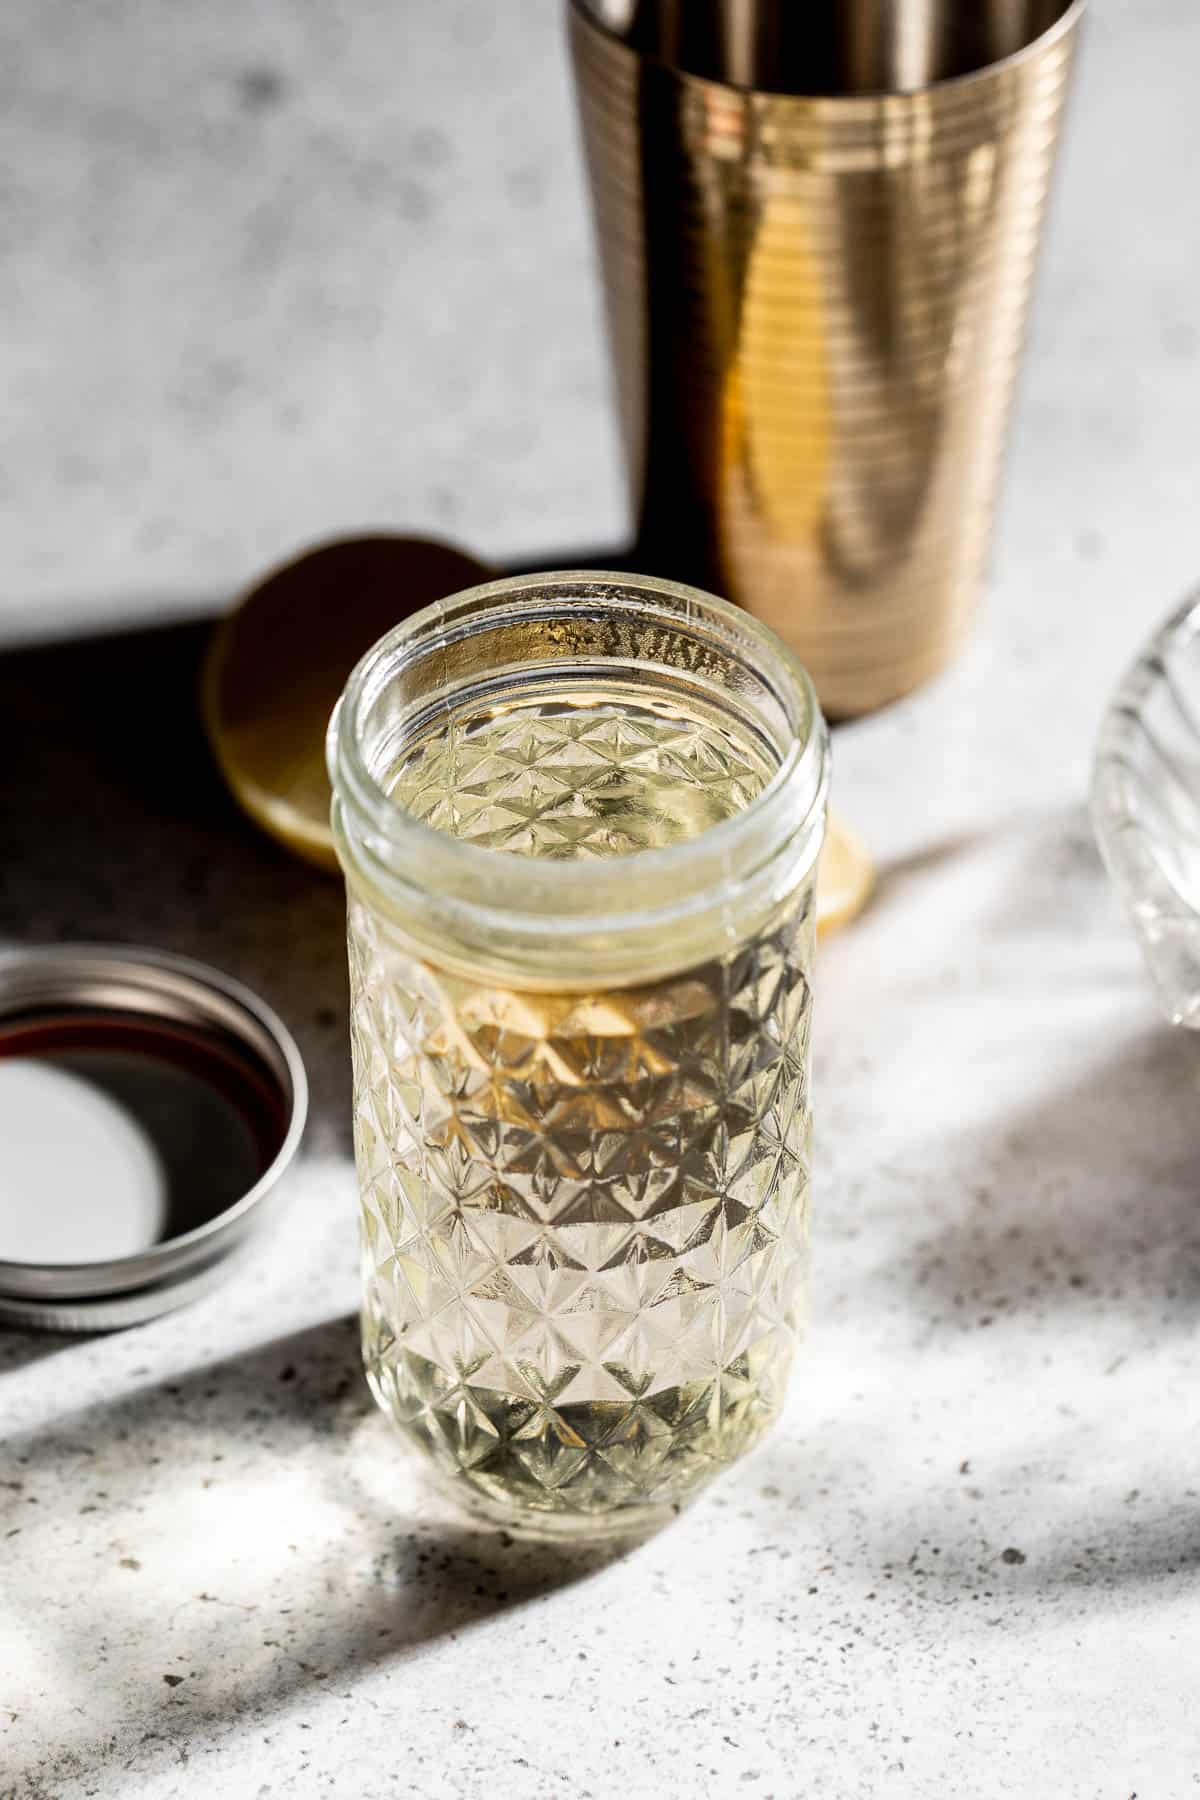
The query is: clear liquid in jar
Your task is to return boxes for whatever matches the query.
[350,676,814,1531]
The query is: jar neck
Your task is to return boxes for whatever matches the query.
[328,572,830,989]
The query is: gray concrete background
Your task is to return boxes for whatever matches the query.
[4,0,1199,654]
[2,0,625,643]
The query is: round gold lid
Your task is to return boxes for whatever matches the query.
[816,812,874,937]
[203,534,492,870]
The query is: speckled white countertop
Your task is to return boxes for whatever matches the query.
[5,1,1200,1796]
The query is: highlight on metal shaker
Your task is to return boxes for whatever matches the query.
[568,0,1086,717]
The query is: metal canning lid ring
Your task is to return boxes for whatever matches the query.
[0,944,307,1331]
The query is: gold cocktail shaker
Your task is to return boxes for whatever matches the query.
[569,0,1086,716]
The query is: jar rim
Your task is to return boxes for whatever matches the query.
[327,571,829,979]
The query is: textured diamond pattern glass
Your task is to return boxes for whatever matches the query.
[330,572,828,1535]
[350,881,814,1529]
[386,691,769,858]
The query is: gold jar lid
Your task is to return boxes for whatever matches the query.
[816,812,874,937]
[203,534,492,870]
[204,531,871,931]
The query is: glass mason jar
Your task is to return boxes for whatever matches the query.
[328,572,829,1536]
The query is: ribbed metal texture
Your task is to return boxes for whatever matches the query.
[569,0,1085,716]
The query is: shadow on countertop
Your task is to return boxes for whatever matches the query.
[0,593,641,1795]
[5,1308,632,1796]
[0,550,637,1158]
[0,616,353,1153]
[879,807,1200,1329]
[903,1023,1200,1328]
[817,800,1200,1331]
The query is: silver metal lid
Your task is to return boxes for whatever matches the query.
[0,945,308,1331]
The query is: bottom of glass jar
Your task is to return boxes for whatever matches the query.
[438,1476,687,1544]
[363,1341,789,1542]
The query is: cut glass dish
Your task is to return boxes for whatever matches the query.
[1092,589,1200,1027]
